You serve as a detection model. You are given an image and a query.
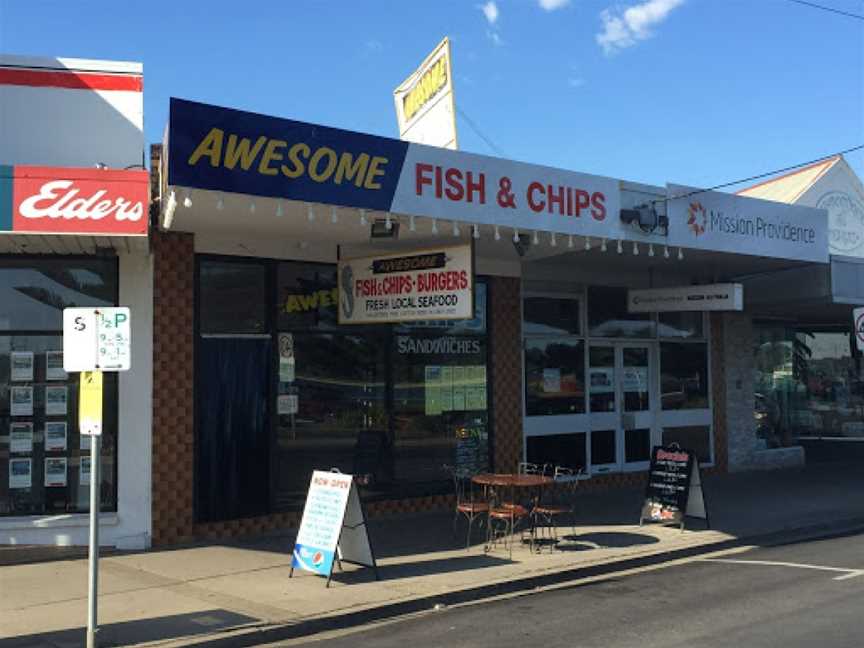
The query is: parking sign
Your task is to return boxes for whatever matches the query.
[63,307,131,372]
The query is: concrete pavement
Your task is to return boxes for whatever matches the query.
[1,462,862,647]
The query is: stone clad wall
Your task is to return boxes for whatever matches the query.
[488,276,523,472]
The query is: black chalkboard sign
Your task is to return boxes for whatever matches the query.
[639,445,698,529]
[455,427,488,475]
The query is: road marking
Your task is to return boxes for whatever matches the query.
[702,558,864,581]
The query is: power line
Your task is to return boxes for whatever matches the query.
[783,0,864,20]
[456,107,508,158]
[664,144,864,202]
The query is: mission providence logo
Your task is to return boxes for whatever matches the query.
[687,202,707,237]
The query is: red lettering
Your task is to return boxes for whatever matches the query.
[548,185,565,215]
[445,168,464,201]
[574,190,590,216]
[591,192,606,220]
[527,182,545,212]
[415,163,433,196]
[465,172,485,204]
[434,165,443,198]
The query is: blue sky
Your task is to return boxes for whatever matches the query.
[1,0,862,189]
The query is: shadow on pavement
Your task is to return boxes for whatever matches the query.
[322,551,512,585]
[558,531,661,550]
[1,609,258,648]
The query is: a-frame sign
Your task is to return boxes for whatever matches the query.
[639,444,710,532]
[290,469,379,587]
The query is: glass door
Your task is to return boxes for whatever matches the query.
[588,343,656,473]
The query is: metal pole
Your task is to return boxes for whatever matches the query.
[86,434,101,648]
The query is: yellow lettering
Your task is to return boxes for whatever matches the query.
[330,288,339,305]
[285,295,302,313]
[308,147,338,182]
[403,58,448,121]
[319,290,332,308]
[299,293,319,310]
[224,134,267,170]
[258,139,286,176]
[187,128,224,167]
[334,152,370,187]
[281,142,310,179]
[364,156,388,190]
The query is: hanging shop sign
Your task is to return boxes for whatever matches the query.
[338,243,473,324]
[167,98,622,239]
[0,166,148,236]
[667,184,828,263]
[628,283,743,313]
[393,36,458,150]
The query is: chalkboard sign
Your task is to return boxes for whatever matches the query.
[639,445,708,530]
[455,427,488,475]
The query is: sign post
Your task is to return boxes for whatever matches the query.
[63,307,131,648]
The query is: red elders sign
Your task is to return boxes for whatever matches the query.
[11,166,149,235]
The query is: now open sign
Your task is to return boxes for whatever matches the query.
[63,307,131,372]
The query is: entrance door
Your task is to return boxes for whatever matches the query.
[588,343,656,474]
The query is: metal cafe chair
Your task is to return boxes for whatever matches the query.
[444,464,489,550]
[531,465,582,552]
[485,500,530,560]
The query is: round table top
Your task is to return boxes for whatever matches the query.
[471,473,553,487]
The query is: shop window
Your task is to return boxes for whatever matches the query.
[526,433,586,472]
[660,342,709,410]
[625,428,651,463]
[277,263,340,331]
[525,338,586,416]
[588,346,615,412]
[591,429,617,465]
[663,426,712,464]
[0,258,117,331]
[659,312,704,339]
[0,255,119,517]
[523,297,580,335]
[588,286,655,338]
[199,260,268,334]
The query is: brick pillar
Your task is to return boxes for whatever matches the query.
[151,230,196,545]
[489,276,523,472]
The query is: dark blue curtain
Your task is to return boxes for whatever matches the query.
[196,338,271,522]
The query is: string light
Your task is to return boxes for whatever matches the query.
[568,234,574,248]
[648,243,655,257]
[307,205,315,222]
[432,218,438,234]
[359,209,368,226]
[385,212,392,230]
[216,194,224,211]
[513,228,520,243]
[494,225,501,241]
[550,232,557,247]
[584,236,591,251]
[275,200,283,217]
[601,238,608,252]
[664,245,670,259]
[409,214,416,231]
[617,239,623,254]
[473,224,480,239]
[453,220,460,236]
[163,190,177,229]
[183,189,192,208]
[249,201,256,214]
[633,242,639,256]
[533,230,539,245]
[331,206,338,224]
[678,247,685,261]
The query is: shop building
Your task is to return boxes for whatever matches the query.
[0,56,153,549]
[145,97,833,546]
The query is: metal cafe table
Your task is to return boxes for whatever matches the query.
[471,473,553,556]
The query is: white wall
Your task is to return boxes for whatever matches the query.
[0,250,154,548]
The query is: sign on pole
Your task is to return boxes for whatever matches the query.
[853,307,864,353]
[290,470,378,587]
[63,307,131,372]
[338,244,474,325]
[63,307,131,648]
[639,445,709,531]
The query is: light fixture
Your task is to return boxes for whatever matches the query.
[275,201,283,217]
[617,239,623,254]
[183,189,192,208]
[633,242,639,256]
[453,220,460,236]
[550,232,557,247]
[371,218,400,238]
[494,225,501,241]
[432,218,439,234]
[513,228,520,243]
[473,224,480,239]
[568,234,574,248]
[216,194,224,211]
[664,245,670,259]
[648,243,655,257]
[331,206,338,224]
[678,247,684,261]
[409,214,416,232]
[163,190,177,229]
[307,205,315,222]
[359,209,368,226]
[601,238,608,252]
[249,201,256,214]
[385,212,393,230]
[532,230,539,245]
[584,236,591,251]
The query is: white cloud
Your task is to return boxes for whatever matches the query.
[480,1,499,24]
[538,0,570,10]
[596,0,685,55]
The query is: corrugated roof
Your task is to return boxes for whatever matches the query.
[737,156,841,204]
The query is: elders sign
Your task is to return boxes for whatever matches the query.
[338,243,473,324]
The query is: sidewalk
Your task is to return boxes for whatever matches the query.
[2,462,862,648]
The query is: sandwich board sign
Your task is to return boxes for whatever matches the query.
[290,470,379,587]
[639,444,709,531]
